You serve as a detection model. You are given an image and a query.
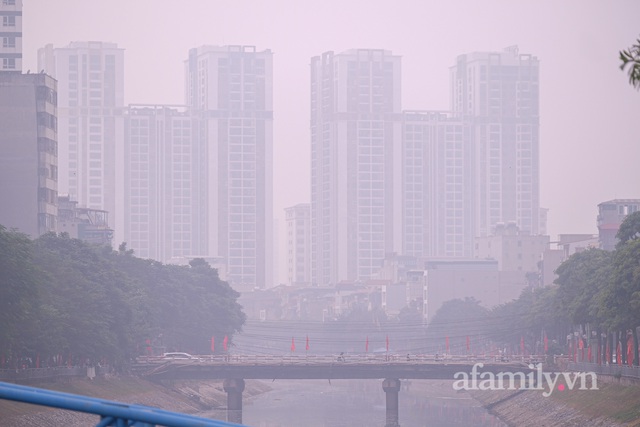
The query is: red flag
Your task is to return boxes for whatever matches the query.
[544,334,549,353]
[445,336,450,353]
[386,335,389,352]
[365,336,369,353]
[587,345,592,362]
[291,337,296,352]
[627,335,634,367]
[520,336,525,355]
[223,335,229,352]
[606,340,611,364]
[466,336,470,352]
[306,335,310,351]
[211,336,215,353]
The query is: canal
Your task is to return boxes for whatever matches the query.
[203,379,507,427]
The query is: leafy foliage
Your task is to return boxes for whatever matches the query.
[0,230,245,366]
[616,211,640,248]
[555,248,613,326]
[0,226,42,356]
[620,37,640,90]
[425,298,489,353]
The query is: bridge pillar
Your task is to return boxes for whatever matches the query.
[382,378,401,427]
[223,378,245,424]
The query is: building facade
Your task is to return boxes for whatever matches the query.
[285,203,311,286]
[185,45,273,290]
[38,41,125,244]
[597,199,640,250]
[401,111,473,258]
[58,195,112,245]
[0,72,58,237]
[310,49,402,286]
[0,0,21,73]
[450,46,540,238]
[474,221,549,273]
[123,105,207,261]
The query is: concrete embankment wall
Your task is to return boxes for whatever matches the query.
[470,377,640,427]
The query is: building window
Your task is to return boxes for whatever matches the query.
[2,16,16,27]
[2,58,15,69]
[2,37,15,48]
[3,0,17,5]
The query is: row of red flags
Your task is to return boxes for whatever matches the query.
[214,333,636,364]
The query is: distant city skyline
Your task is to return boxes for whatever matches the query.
[21,1,640,246]
[6,0,638,286]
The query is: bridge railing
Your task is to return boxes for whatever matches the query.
[135,353,546,366]
[568,361,640,379]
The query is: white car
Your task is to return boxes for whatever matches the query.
[161,352,200,361]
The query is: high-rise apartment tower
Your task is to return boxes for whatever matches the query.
[185,45,273,290]
[450,46,540,238]
[38,42,125,243]
[310,49,402,286]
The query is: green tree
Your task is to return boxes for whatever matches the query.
[554,248,613,327]
[599,239,640,365]
[0,230,246,367]
[426,298,489,354]
[616,210,640,248]
[0,226,42,357]
[620,37,640,90]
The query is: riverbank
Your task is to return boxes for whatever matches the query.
[470,376,640,426]
[3,374,640,426]
[0,375,271,426]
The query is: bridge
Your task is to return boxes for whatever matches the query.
[136,353,538,426]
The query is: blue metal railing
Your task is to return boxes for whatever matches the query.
[0,381,246,427]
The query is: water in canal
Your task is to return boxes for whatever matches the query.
[204,379,507,427]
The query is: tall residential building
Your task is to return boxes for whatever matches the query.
[597,199,640,250]
[123,105,207,262]
[310,49,402,286]
[285,204,311,286]
[38,41,125,244]
[0,0,21,73]
[450,46,540,238]
[402,111,473,258]
[0,72,58,237]
[185,45,273,290]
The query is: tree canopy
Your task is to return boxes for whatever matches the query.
[616,210,640,248]
[0,228,245,368]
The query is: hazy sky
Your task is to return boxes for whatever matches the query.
[23,0,640,242]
